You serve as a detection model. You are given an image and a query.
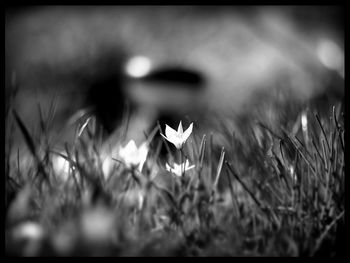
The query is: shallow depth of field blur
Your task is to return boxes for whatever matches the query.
[5,6,344,256]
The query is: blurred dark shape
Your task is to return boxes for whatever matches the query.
[87,75,124,134]
[135,66,205,125]
[140,67,205,87]
[84,54,127,134]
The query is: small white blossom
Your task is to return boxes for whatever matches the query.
[119,140,149,172]
[52,153,70,181]
[161,121,193,149]
[301,112,308,132]
[166,160,195,177]
[13,221,44,241]
[289,165,297,183]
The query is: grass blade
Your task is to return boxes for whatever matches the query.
[213,147,225,190]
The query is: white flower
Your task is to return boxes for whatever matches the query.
[289,165,297,183]
[166,160,195,177]
[161,121,193,149]
[301,112,308,132]
[119,140,149,172]
[13,221,44,241]
[52,153,71,181]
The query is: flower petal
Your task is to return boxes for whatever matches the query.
[165,124,178,140]
[119,147,126,159]
[177,121,183,134]
[162,132,182,149]
[173,163,180,171]
[165,163,172,172]
[160,133,169,141]
[182,123,193,142]
[167,160,195,177]
[119,140,134,161]
[140,144,149,171]
[185,165,195,171]
[174,141,183,150]
[125,140,138,153]
[119,140,149,170]
[138,142,149,159]
[161,133,175,146]
[138,160,145,172]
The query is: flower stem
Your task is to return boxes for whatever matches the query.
[180,148,186,187]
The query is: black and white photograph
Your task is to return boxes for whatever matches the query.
[5,5,345,257]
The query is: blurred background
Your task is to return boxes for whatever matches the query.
[5,6,345,257]
[5,6,344,152]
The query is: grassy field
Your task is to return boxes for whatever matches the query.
[5,88,345,257]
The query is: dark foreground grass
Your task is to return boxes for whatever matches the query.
[5,93,344,256]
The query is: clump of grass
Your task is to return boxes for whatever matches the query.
[5,89,344,256]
